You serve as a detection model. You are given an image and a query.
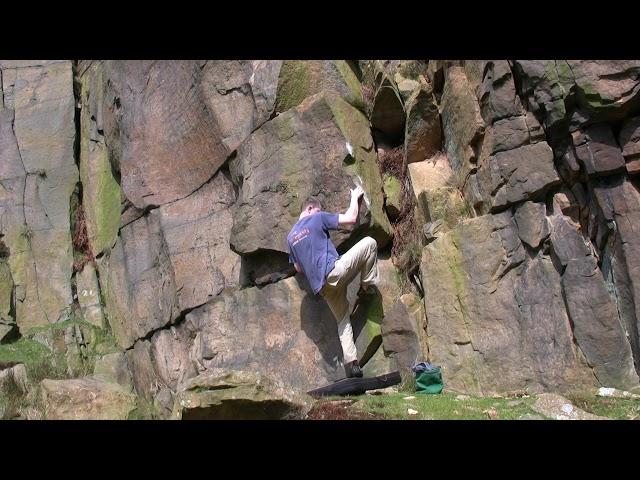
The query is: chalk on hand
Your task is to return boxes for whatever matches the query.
[345,142,353,156]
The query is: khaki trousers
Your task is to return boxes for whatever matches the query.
[320,236,379,364]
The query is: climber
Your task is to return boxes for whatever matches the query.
[286,185,380,379]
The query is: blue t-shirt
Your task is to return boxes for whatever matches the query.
[287,212,340,294]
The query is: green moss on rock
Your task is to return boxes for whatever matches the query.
[325,94,392,245]
[79,65,121,257]
[275,61,312,113]
[275,60,364,114]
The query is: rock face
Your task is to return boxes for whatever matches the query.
[407,153,468,232]
[380,293,426,370]
[3,59,640,418]
[78,62,121,257]
[0,259,15,341]
[171,369,311,420]
[0,60,77,332]
[76,263,105,329]
[416,60,640,395]
[476,141,560,211]
[440,66,484,174]
[100,211,179,349]
[421,212,597,395]
[532,393,608,420]
[40,377,137,420]
[514,202,549,249]
[157,172,240,312]
[275,60,362,113]
[97,60,280,210]
[404,78,442,165]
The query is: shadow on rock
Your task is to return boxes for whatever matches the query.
[350,285,384,367]
[295,274,343,381]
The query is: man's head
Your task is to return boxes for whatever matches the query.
[300,197,321,219]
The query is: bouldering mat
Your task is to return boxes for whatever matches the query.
[307,371,401,397]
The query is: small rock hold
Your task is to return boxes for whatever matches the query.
[407,408,418,415]
[518,414,545,420]
[597,387,640,399]
[484,408,499,419]
[561,404,574,415]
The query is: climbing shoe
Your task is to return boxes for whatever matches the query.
[357,283,377,297]
[345,360,363,378]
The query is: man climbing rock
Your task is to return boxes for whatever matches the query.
[287,185,380,378]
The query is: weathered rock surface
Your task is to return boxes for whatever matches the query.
[99,211,179,349]
[157,171,240,312]
[421,212,596,395]
[592,179,640,373]
[98,169,239,350]
[514,202,549,249]
[361,345,396,378]
[572,124,626,177]
[0,60,78,332]
[550,203,638,391]
[184,277,344,390]
[351,257,401,367]
[201,60,282,152]
[94,351,134,392]
[371,78,406,145]
[0,362,28,394]
[440,67,485,174]
[78,62,121,257]
[97,60,280,210]
[407,154,468,231]
[76,263,104,329]
[171,369,311,420]
[453,61,549,214]
[0,260,15,341]
[275,60,362,114]
[513,60,640,137]
[119,276,347,396]
[40,376,137,420]
[383,174,401,220]
[619,116,640,159]
[0,362,28,419]
[532,393,609,420]
[124,256,404,401]
[5,59,640,409]
[476,141,560,211]
[380,293,426,370]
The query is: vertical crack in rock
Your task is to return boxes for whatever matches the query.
[10,104,50,325]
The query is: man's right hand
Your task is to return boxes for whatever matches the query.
[351,185,364,200]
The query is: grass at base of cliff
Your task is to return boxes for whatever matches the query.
[307,391,640,420]
[565,391,640,420]
[347,392,538,420]
[0,338,61,376]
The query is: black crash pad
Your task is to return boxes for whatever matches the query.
[307,371,401,397]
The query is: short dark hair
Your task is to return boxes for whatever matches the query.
[301,197,321,212]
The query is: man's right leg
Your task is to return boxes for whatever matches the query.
[321,283,358,365]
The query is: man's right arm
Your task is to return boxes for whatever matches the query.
[338,185,364,226]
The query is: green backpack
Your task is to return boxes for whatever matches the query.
[414,363,444,394]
